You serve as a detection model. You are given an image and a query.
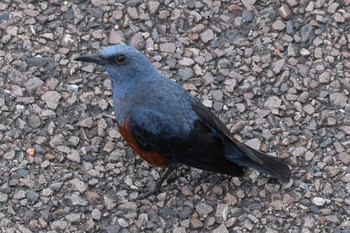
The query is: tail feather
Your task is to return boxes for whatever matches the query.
[227,143,291,182]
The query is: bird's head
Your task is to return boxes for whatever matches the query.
[75,45,158,82]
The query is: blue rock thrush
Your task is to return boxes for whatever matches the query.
[75,45,291,194]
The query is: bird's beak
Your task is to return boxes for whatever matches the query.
[74,54,107,65]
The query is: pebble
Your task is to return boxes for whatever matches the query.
[24,77,44,93]
[301,24,315,47]
[69,178,87,193]
[329,93,347,108]
[160,43,176,53]
[339,152,350,165]
[278,4,292,19]
[242,10,253,22]
[26,148,36,157]
[13,190,26,199]
[213,224,229,233]
[312,197,326,207]
[92,209,102,220]
[200,29,214,43]
[270,200,284,210]
[215,204,228,221]
[41,91,61,110]
[272,20,286,31]
[264,96,282,109]
[195,202,214,217]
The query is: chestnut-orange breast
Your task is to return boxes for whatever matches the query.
[117,118,171,167]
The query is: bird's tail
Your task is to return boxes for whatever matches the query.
[227,143,291,182]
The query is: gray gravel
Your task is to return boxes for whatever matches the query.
[1,0,350,232]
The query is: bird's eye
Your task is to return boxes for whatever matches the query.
[116,54,126,63]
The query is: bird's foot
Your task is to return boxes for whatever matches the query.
[139,167,176,199]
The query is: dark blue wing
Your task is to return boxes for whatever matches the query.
[129,109,245,176]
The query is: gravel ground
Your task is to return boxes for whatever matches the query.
[1,0,350,232]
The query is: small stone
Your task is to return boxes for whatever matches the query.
[300,48,311,56]
[173,227,186,233]
[305,151,314,161]
[45,153,56,160]
[118,218,129,228]
[0,193,8,202]
[242,10,253,21]
[224,193,238,205]
[4,150,15,160]
[67,150,81,163]
[305,2,314,12]
[327,2,339,13]
[130,33,144,49]
[272,58,285,74]
[160,43,176,53]
[91,0,107,7]
[314,47,323,59]
[107,225,121,233]
[195,202,213,217]
[245,138,261,150]
[179,207,192,219]
[14,190,26,199]
[24,77,44,93]
[227,4,244,12]
[329,93,347,108]
[297,64,310,77]
[26,190,39,202]
[213,224,229,233]
[65,213,81,223]
[6,26,18,36]
[179,57,194,66]
[283,193,293,204]
[264,96,281,109]
[40,33,54,40]
[215,204,228,221]
[339,152,350,165]
[127,7,139,19]
[69,178,87,193]
[342,126,350,135]
[334,13,344,23]
[42,91,61,110]
[104,196,117,210]
[272,20,286,31]
[24,9,40,17]
[270,200,284,210]
[190,218,204,229]
[86,191,101,202]
[148,1,160,14]
[109,29,124,44]
[51,220,68,230]
[203,72,215,84]
[312,197,326,207]
[26,148,36,157]
[200,29,214,43]
[301,24,315,47]
[77,117,94,128]
[278,4,292,19]
[319,71,331,83]
[91,209,101,220]
[303,105,315,114]
[211,90,223,101]
[325,215,340,223]
[304,216,315,228]
[179,68,194,80]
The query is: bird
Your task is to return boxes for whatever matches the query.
[75,44,291,194]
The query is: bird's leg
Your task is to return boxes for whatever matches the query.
[140,167,176,198]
